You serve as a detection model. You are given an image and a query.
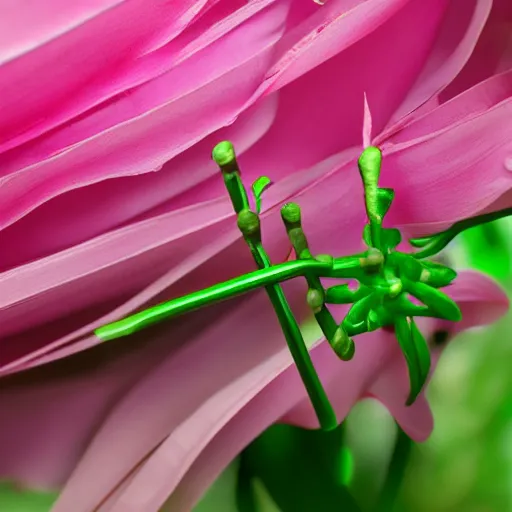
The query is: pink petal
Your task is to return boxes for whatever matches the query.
[439,0,512,104]
[0,0,212,152]
[379,93,512,236]
[362,93,373,148]
[0,155,350,372]
[384,0,492,130]
[0,0,291,231]
[30,282,310,511]
[0,96,279,271]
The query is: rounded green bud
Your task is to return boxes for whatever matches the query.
[307,288,324,313]
[281,202,302,225]
[358,146,382,185]
[237,209,260,239]
[332,327,355,361]
[212,141,236,167]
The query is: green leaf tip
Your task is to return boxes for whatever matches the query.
[251,176,272,213]
[212,140,236,167]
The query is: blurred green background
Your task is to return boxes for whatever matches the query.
[1,218,511,511]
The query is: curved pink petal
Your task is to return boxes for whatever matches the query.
[439,0,512,104]
[0,155,348,372]
[0,0,291,231]
[383,0,492,130]
[0,0,214,153]
[0,95,279,271]
[380,95,512,236]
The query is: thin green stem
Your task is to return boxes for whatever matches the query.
[411,207,512,259]
[252,243,338,431]
[376,426,412,512]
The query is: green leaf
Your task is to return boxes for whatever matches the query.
[241,424,361,512]
[376,187,395,219]
[460,220,512,281]
[394,316,422,406]
[420,260,457,287]
[251,176,272,214]
[410,318,431,387]
[403,278,461,322]
[0,482,57,512]
[363,224,372,246]
[381,227,402,252]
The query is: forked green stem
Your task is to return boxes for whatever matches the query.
[411,207,512,258]
[214,142,338,431]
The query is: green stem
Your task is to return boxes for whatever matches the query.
[94,258,334,341]
[252,243,338,431]
[411,207,512,259]
[376,426,412,512]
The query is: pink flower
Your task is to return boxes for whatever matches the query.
[0,1,510,511]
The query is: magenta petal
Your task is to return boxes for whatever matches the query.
[0,0,212,152]
[380,96,512,235]
[385,0,492,128]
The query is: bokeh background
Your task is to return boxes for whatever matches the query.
[1,218,511,511]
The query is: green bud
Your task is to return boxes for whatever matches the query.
[281,202,302,226]
[332,327,355,361]
[307,288,324,313]
[358,146,382,187]
[237,209,261,241]
[212,140,235,167]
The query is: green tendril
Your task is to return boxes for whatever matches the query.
[410,206,512,258]
[94,258,335,341]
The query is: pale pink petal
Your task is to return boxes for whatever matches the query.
[42,282,310,511]
[362,93,373,148]
[380,97,512,236]
[439,0,512,104]
[384,0,492,130]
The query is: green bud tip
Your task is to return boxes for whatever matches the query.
[388,279,402,298]
[281,202,302,224]
[212,140,235,167]
[307,288,324,313]
[358,146,382,184]
[237,209,260,237]
[332,327,355,361]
